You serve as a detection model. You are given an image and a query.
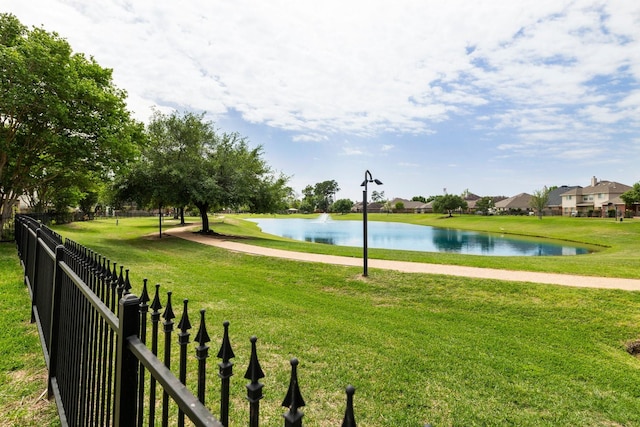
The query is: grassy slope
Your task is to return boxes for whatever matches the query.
[43,217,640,426]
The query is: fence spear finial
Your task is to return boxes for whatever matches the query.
[150,284,162,312]
[341,385,357,427]
[178,299,191,332]
[195,309,210,347]
[140,279,150,305]
[282,358,305,426]
[162,291,175,322]
[244,336,265,385]
[217,321,235,362]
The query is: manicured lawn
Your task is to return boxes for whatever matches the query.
[0,243,59,426]
[38,216,640,426]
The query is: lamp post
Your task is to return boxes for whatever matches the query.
[361,170,383,277]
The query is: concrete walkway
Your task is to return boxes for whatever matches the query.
[166,226,640,291]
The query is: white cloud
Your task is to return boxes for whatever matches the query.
[5,0,640,199]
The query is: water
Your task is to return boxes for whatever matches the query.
[247,216,592,256]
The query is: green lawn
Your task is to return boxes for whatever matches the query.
[0,243,60,426]
[27,215,640,426]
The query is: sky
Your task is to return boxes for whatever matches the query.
[5,1,640,202]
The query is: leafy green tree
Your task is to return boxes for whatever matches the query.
[395,201,405,212]
[530,186,550,219]
[411,196,427,203]
[432,194,468,217]
[314,180,340,212]
[621,182,640,207]
[301,185,316,212]
[475,196,495,215]
[331,198,353,214]
[371,190,386,203]
[114,111,289,233]
[0,14,141,237]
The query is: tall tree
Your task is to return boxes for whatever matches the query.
[371,190,386,203]
[475,196,495,215]
[314,180,340,212]
[621,182,640,207]
[331,198,353,214]
[530,186,550,219]
[0,14,141,237]
[114,111,289,233]
[432,194,468,217]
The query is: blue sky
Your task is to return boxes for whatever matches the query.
[6,1,640,202]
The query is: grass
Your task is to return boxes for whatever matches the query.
[28,215,640,426]
[0,243,60,426]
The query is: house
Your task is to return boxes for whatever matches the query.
[545,186,581,216]
[560,176,631,217]
[494,193,533,214]
[351,202,384,213]
[461,192,481,214]
[388,198,429,213]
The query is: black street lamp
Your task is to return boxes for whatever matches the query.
[361,170,383,277]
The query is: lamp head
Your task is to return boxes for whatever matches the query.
[373,179,383,185]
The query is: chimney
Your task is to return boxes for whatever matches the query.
[591,176,597,187]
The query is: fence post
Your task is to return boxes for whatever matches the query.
[47,245,65,400]
[137,279,150,427]
[162,291,175,427]
[30,228,43,323]
[114,293,141,427]
[245,336,265,427]
[195,309,211,404]
[177,299,192,427]
[218,321,235,427]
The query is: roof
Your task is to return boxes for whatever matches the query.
[494,193,532,209]
[547,186,580,207]
[560,180,631,196]
[387,198,430,210]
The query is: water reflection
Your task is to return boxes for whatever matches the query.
[248,217,591,256]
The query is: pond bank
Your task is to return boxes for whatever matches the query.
[166,225,640,291]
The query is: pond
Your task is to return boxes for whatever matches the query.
[247,215,592,256]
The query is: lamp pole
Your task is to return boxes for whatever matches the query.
[361,170,382,277]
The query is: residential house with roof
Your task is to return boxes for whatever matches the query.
[494,193,533,214]
[388,198,429,213]
[544,186,581,216]
[351,201,384,213]
[560,176,631,217]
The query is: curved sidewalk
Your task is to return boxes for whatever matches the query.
[166,227,640,291]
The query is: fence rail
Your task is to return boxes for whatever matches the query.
[15,215,357,426]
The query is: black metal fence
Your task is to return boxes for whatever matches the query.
[15,215,357,426]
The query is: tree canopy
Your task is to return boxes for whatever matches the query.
[113,111,290,233]
[621,182,640,207]
[432,194,468,217]
[0,13,141,236]
[331,198,353,214]
[530,187,550,219]
[475,196,495,215]
[299,180,340,212]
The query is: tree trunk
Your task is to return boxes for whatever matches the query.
[197,203,210,233]
[179,206,185,225]
[0,196,17,241]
